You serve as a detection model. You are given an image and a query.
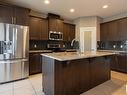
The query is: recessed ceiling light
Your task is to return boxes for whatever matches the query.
[44,0,50,4]
[103,5,109,9]
[70,9,75,13]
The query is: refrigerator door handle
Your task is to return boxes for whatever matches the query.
[12,27,15,56]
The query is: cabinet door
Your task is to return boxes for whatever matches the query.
[57,19,63,32]
[48,18,57,31]
[90,57,110,88]
[117,54,127,72]
[63,23,75,41]
[63,23,69,41]
[40,19,48,40]
[29,53,42,75]
[49,18,64,33]
[29,17,41,40]
[110,55,118,71]
[118,18,127,40]
[14,6,30,26]
[108,21,118,41]
[0,4,13,23]
[100,23,108,41]
[69,24,75,41]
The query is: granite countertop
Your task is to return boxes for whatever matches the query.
[41,51,115,61]
[29,50,52,53]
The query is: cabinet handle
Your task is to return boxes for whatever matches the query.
[11,17,13,24]
[14,17,16,24]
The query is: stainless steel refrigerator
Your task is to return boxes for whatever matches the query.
[0,23,29,83]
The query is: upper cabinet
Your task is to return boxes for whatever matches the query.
[48,17,64,32]
[0,4,13,23]
[63,23,76,41]
[100,17,127,41]
[29,16,48,40]
[118,18,127,40]
[0,2,30,25]
[107,21,118,41]
[100,23,108,41]
[14,6,30,26]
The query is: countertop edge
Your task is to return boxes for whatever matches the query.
[41,52,114,61]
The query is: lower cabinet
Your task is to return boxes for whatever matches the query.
[110,55,118,71]
[29,53,42,75]
[110,53,127,73]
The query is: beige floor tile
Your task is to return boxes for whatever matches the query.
[36,91,45,95]
[0,83,13,93]
[0,90,13,95]
[14,79,32,89]
[1,71,127,95]
[14,86,36,95]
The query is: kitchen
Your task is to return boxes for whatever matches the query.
[0,0,127,95]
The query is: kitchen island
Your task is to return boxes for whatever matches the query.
[41,51,114,95]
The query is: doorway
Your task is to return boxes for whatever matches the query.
[80,27,96,52]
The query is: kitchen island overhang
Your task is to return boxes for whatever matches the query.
[41,51,114,95]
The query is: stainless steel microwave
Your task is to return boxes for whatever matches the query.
[49,31,63,40]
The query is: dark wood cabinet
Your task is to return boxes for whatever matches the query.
[0,4,13,23]
[100,21,118,41]
[110,55,118,71]
[69,24,75,41]
[48,17,63,32]
[108,21,118,41]
[117,53,127,72]
[0,3,30,25]
[29,53,42,75]
[110,53,127,73]
[14,6,30,25]
[63,23,75,41]
[100,17,127,41]
[40,18,48,40]
[100,23,108,41]
[118,18,127,40]
[29,16,48,40]
[90,57,110,88]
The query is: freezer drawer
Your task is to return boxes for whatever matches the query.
[0,59,29,83]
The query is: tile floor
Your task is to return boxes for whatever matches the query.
[0,71,127,95]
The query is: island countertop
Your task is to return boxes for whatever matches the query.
[41,51,115,61]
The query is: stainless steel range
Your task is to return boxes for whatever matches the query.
[0,23,29,83]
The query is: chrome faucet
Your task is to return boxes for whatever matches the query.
[71,38,76,47]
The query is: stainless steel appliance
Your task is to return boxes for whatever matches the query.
[0,23,29,83]
[47,44,61,49]
[49,31,63,40]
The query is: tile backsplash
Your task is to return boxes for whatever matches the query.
[97,40,127,50]
[29,40,48,50]
[29,40,73,50]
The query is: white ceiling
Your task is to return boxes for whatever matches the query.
[6,0,127,20]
